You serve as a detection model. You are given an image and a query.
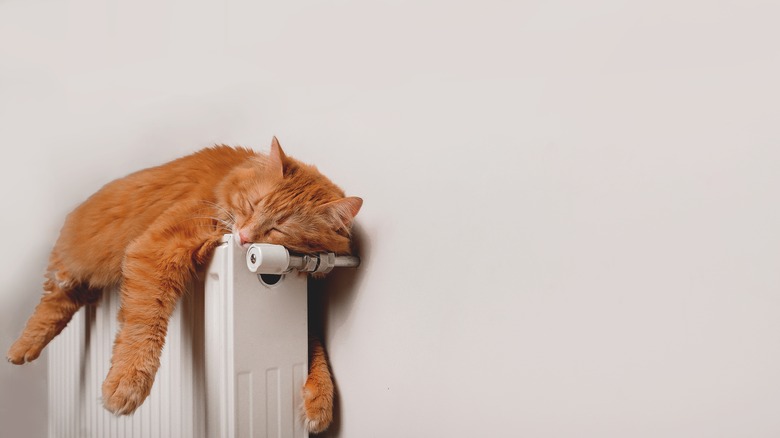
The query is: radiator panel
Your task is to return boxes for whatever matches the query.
[206,236,309,438]
[48,236,309,438]
[48,281,203,438]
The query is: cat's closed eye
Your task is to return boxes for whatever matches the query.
[10,140,359,431]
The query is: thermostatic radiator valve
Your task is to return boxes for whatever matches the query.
[246,243,360,275]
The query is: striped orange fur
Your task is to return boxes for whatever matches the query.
[7,138,360,432]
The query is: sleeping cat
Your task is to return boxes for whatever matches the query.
[6,138,361,434]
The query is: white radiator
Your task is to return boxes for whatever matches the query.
[48,236,325,438]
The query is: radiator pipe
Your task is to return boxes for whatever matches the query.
[246,243,360,275]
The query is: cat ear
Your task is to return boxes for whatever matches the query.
[322,197,363,230]
[269,136,286,177]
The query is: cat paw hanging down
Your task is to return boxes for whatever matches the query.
[7,137,361,426]
[302,338,335,433]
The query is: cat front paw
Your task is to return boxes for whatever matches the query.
[102,365,154,415]
[302,380,334,434]
[6,335,45,364]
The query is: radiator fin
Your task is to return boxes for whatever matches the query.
[48,286,204,438]
[48,238,309,438]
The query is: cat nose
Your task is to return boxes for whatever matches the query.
[239,230,251,245]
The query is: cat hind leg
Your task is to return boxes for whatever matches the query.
[302,338,334,433]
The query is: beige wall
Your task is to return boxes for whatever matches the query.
[2,1,780,437]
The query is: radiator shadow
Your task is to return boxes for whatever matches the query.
[307,223,370,436]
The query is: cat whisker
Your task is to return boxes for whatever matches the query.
[189,205,235,224]
[198,201,237,223]
[194,201,235,219]
[191,215,232,223]
[16,144,358,427]
[178,216,234,233]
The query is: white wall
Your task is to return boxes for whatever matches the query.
[2,1,780,437]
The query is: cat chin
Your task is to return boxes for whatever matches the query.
[10,144,352,424]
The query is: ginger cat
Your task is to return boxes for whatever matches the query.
[7,138,361,434]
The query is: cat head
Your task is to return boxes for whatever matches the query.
[216,137,362,255]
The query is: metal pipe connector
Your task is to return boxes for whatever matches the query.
[246,243,360,275]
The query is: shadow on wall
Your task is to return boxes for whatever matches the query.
[1,248,50,438]
[307,223,370,437]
